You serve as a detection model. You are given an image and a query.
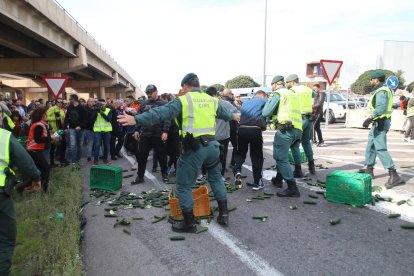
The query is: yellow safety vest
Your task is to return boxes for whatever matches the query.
[369,86,393,120]
[291,84,313,114]
[0,128,12,187]
[5,114,15,130]
[179,92,218,137]
[93,108,112,132]
[46,106,65,131]
[274,88,303,131]
[407,98,414,117]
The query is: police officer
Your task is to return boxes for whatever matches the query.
[359,71,405,189]
[285,74,316,176]
[0,105,41,275]
[118,73,239,232]
[268,76,287,188]
[262,75,303,197]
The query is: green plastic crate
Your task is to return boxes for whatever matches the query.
[90,165,123,191]
[17,136,28,149]
[326,170,372,207]
[288,147,307,164]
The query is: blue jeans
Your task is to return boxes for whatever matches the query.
[84,130,94,159]
[69,129,84,163]
[94,132,110,161]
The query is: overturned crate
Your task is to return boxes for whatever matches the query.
[169,185,211,219]
[90,165,123,192]
[326,170,372,207]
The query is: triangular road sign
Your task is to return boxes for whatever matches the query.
[320,60,343,85]
[42,76,68,99]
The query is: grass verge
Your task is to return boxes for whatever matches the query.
[10,167,85,276]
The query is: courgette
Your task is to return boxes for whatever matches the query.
[151,216,166,224]
[170,236,186,241]
[400,224,414,230]
[308,194,319,199]
[289,205,297,210]
[303,200,317,205]
[329,218,341,225]
[196,227,208,234]
[388,213,401,219]
[123,229,131,235]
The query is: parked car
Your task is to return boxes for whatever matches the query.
[356,97,369,108]
[323,92,356,124]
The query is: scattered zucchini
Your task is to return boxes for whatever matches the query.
[303,200,317,205]
[228,205,237,212]
[151,216,166,224]
[123,229,131,235]
[308,194,319,199]
[196,227,208,234]
[289,205,297,210]
[170,236,186,241]
[397,200,406,206]
[400,224,414,230]
[329,218,341,225]
[388,213,401,219]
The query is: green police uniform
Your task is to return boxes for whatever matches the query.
[134,83,233,230]
[360,70,405,189]
[262,88,303,197]
[0,128,41,275]
[286,74,316,176]
[365,83,394,168]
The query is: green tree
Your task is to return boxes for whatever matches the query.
[350,69,395,95]
[406,81,414,92]
[210,83,225,92]
[225,75,260,89]
[394,70,406,89]
[200,85,208,91]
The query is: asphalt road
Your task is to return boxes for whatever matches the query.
[81,123,414,276]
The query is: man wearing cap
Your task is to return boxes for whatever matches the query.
[358,70,405,189]
[118,73,240,232]
[285,74,316,176]
[262,75,303,197]
[132,84,170,184]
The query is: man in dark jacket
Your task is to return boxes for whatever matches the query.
[132,85,171,184]
[233,90,268,190]
[64,94,87,165]
[312,84,325,146]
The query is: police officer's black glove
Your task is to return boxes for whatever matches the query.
[362,117,373,128]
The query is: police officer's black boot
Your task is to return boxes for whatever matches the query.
[217,200,229,226]
[358,166,374,179]
[271,173,283,188]
[293,165,304,178]
[171,210,197,233]
[276,180,301,197]
[385,169,405,189]
[308,160,315,175]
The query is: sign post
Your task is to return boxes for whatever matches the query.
[320,59,343,129]
[42,76,69,99]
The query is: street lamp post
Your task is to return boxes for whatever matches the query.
[263,0,267,87]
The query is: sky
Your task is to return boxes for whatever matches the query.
[57,0,414,93]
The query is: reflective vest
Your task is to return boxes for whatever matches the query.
[274,88,302,131]
[291,85,313,114]
[47,106,65,131]
[407,98,414,117]
[93,108,112,132]
[26,121,48,151]
[5,115,15,130]
[178,91,218,137]
[0,128,12,187]
[369,86,393,119]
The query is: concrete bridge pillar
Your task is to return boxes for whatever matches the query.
[98,86,105,99]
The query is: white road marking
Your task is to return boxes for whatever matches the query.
[122,147,283,276]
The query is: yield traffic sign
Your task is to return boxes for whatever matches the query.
[320,60,343,85]
[42,76,68,99]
